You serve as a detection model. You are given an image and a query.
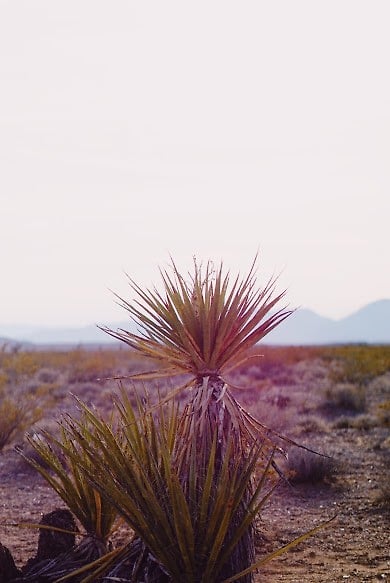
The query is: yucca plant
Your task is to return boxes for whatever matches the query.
[102,258,293,451]
[97,257,294,580]
[18,414,120,581]
[103,257,289,381]
[53,388,279,583]
[9,257,333,582]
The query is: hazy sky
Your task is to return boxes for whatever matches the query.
[1,1,389,327]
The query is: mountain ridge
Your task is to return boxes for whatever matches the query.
[1,299,389,346]
[267,299,390,344]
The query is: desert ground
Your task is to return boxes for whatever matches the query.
[0,344,389,582]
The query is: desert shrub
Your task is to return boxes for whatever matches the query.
[0,396,43,451]
[1,352,39,383]
[285,448,337,484]
[332,415,353,429]
[25,381,58,399]
[373,482,390,511]
[350,414,378,430]
[297,415,329,435]
[377,400,390,427]
[36,367,59,384]
[332,414,378,430]
[249,345,324,368]
[0,372,8,390]
[66,347,123,384]
[251,402,293,433]
[325,345,390,385]
[333,415,366,430]
[70,383,100,403]
[0,350,57,451]
[244,364,288,384]
[323,383,366,413]
[265,392,291,409]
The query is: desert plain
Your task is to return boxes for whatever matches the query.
[0,344,389,582]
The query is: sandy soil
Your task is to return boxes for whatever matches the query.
[0,355,389,582]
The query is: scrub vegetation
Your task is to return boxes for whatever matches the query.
[0,262,389,581]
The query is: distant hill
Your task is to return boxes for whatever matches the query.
[0,324,120,346]
[1,300,389,346]
[267,299,390,345]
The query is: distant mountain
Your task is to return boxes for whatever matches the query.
[266,309,336,345]
[333,299,390,343]
[1,300,389,346]
[267,299,390,345]
[0,323,125,346]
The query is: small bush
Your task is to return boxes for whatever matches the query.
[377,400,390,427]
[0,397,43,451]
[285,449,336,484]
[325,345,390,385]
[333,414,378,430]
[67,348,118,384]
[372,476,390,511]
[332,415,353,429]
[351,414,378,430]
[36,368,59,384]
[1,352,39,383]
[297,416,329,435]
[0,372,8,389]
[323,383,366,413]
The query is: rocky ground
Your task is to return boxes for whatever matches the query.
[0,349,389,582]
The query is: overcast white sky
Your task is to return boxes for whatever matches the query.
[1,0,389,327]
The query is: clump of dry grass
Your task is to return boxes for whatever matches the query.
[377,400,390,427]
[0,350,55,451]
[332,414,379,430]
[296,415,330,435]
[0,393,43,452]
[324,345,390,385]
[372,483,390,511]
[285,448,337,485]
[323,383,366,413]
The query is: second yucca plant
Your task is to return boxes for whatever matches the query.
[101,257,292,580]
